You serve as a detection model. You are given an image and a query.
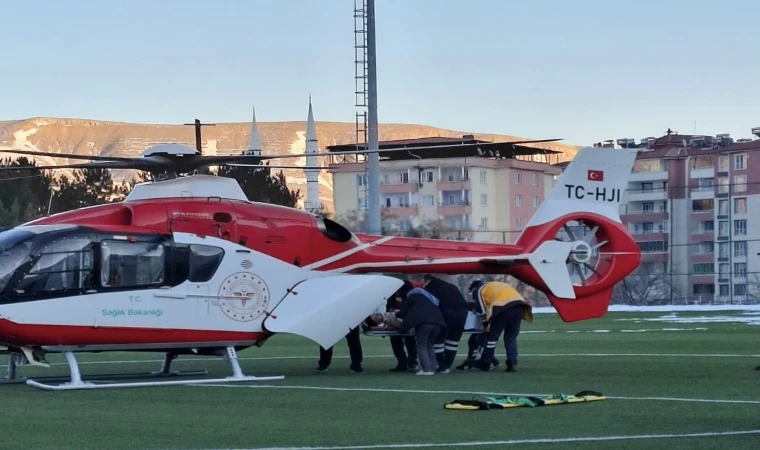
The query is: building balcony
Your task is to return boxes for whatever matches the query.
[385,206,418,217]
[690,167,715,178]
[690,187,715,200]
[633,232,668,241]
[629,171,669,182]
[641,252,668,262]
[690,232,714,242]
[436,179,471,191]
[438,204,472,215]
[621,212,669,222]
[690,210,714,220]
[691,253,714,263]
[691,275,715,284]
[380,182,418,194]
[626,190,669,202]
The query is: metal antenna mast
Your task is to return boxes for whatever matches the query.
[365,0,381,235]
[353,0,369,219]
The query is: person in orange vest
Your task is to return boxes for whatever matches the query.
[468,279,533,372]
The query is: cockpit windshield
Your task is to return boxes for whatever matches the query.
[0,229,36,292]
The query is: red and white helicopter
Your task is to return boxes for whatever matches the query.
[0,141,640,390]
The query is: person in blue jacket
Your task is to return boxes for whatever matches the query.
[394,280,447,376]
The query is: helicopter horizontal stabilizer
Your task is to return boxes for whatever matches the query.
[479,240,576,299]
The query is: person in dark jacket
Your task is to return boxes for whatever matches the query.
[386,286,418,372]
[395,280,447,375]
[421,274,468,373]
[315,326,364,374]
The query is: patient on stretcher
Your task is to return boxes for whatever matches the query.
[364,311,402,330]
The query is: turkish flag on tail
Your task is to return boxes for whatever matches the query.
[587,170,604,182]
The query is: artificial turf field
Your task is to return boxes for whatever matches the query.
[1,308,759,450]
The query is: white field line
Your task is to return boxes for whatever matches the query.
[2,352,760,370]
[192,429,760,450]
[191,383,760,405]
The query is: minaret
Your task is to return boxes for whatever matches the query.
[247,106,261,156]
[305,96,320,213]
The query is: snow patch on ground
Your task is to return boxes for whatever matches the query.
[532,304,760,314]
[615,314,760,326]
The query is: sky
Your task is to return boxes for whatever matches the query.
[1,0,758,146]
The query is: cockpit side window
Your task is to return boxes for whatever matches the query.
[100,240,165,288]
[15,237,94,296]
[188,245,224,282]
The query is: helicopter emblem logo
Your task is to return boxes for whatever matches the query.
[217,272,270,322]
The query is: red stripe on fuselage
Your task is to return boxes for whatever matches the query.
[0,318,267,347]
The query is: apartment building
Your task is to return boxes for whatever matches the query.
[585,128,760,304]
[326,137,563,243]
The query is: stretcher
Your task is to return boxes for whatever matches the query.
[362,311,484,336]
[443,390,605,410]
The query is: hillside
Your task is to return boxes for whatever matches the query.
[0,117,581,211]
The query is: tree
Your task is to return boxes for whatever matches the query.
[333,208,395,235]
[214,164,301,208]
[613,261,681,305]
[50,168,133,214]
[314,202,332,219]
[0,157,55,226]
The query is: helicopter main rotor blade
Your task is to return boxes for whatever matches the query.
[199,138,564,167]
[0,148,140,162]
[0,160,162,171]
[223,164,327,170]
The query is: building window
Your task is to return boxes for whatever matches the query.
[734,220,747,236]
[734,198,747,214]
[719,263,729,279]
[719,284,729,296]
[531,173,538,186]
[637,241,666,253]
[718,156,729,172]
[700,221,714,233]
[719,242,729,258]
[358,198,367,210]
[642,202,654,213]
[693,263,714,274]
[422,171,434,183]
[357,174,367,186]
[515,195,522,207]
[718,221,729,237]
[479,170,486,184]
[734,263,747,278]
[734,175,747,192]
[699,242,714,253]
[422,195,434,207]
[734,241,747,257]
[480,194,487,207]
[692,284,715,295]
[532,196,539,208]
[641,182,653,193]
[734,153,746,170]
[692,199,713,212]
[515,218,523,230]
[480,217,488,230]
[734,283,747,296]
[514,172,521,184]
[718,199,729,215]
[717,178,729,194]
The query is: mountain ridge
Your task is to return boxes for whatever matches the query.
[0,116,581,212]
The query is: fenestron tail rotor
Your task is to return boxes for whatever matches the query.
[554,219,609,287]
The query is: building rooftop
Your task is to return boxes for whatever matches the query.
[591,127,760,161]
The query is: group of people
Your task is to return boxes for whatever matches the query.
[314,274,533,376]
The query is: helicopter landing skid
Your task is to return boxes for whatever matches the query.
[23,347,283,391]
